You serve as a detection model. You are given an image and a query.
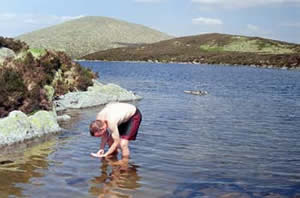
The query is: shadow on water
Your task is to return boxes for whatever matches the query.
[89,156,141,198]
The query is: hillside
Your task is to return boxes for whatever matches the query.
[16,16,172,59]
[82,33,300,69]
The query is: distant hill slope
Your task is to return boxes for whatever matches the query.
[16,16,172,58]
[82,33,300,69]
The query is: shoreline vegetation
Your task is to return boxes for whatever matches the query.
[81,33,300,70]
[0,37,141,147]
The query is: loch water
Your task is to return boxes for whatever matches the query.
[1,62,300,198]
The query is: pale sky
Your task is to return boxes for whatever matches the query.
[0,0,299,43]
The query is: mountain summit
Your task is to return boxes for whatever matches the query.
[17,16,172,58]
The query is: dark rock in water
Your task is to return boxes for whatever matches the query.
[0,160,14,165]
[184,90,208,96]
[66,177,86,186]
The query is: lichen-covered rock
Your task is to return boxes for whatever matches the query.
[54,91,111,110]
[97,83,141,101]
[0,111,31,145]
[29,111,60,136]
[0,110,60,147]
[54,80,142,111]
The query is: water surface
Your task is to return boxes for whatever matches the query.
[1,62,300,198]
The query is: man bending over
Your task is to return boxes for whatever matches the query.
[89,102,142,158]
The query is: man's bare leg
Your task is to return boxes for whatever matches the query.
[120,139,130,158]
[109,139,130,166]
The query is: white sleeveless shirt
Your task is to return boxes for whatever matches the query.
[96,102,137,127]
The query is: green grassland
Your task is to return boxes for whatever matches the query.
[200,36,296,54]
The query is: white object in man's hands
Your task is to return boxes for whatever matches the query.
[90,152,102,158]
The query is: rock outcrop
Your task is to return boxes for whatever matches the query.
[0,110,60,147]
[54,80,142,111]
[184,90,208,96]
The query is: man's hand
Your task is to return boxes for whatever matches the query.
[90,149,105,158]
[97,149,104,155]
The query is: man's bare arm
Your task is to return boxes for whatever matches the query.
[100,132,108,150]
[91,131,108,158]
[102,125,120,157]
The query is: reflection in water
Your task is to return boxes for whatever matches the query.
[89,157,141,198]
[0,135,57,198]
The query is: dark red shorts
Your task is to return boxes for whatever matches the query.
[118,108,142,140]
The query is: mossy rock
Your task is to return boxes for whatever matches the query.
[98,83,129,95]
[0,110,60,147]
[29,110,59,135]
[97,83,142,101]
[0,111,30,135]
[0,111,31,145]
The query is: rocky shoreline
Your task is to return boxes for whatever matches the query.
[0,79,142,148]
[80,59,300,71]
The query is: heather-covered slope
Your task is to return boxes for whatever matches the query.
[17,16,172,58]
[82,33,300,69]
[0,37,97,118]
